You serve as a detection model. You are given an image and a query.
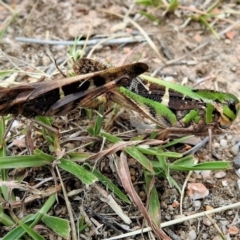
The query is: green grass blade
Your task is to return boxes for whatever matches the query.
[0,155,53,169]
[0,14,16,40]
[136,146,182,158]
[2,195,56,240]
[199,16,219,39]
[34,149,98,185]
[85,164,131,204]
[169,161,231,171]
[125,146,154,173]
[42,214,70,239]
[135,0,162,7]
[141,74,203,100]
[100,132,122,143]
[0,117,8,200]
[87,106,104,136]
[170,155,195,166]
[59,159,98,185]
[168,0,179,11]
[35,116,55,145]
[0,204,15,226]
[0,70,16,78]
[144,171,161,226]
[66,152,91,161]
[69,35,83,61]
[78,216,90,233]
[162,136,193,148]
[17,222,45,240]
[139,11,161,24]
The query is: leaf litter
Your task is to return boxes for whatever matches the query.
[1,0,240,239]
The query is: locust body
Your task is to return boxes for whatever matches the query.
[70,58,239,137]
[0,61,148,118]
[1,58,238,138]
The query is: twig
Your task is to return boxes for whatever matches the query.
[182,137,209,156]
[205,213,226,239]
[15,36,146,46]
[87,35,123,58]
[0,0,15,14]
[0,49,47,77]
[56,166,78,240]
[104,201,240,240]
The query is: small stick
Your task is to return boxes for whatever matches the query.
[25,121,34,155]
[15,36,146,46]
[53,57,67,77]
[0,118,15,149]
[32,119,59,136]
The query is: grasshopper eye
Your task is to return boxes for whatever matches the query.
[218,99,239,129]
[228,99,237,115]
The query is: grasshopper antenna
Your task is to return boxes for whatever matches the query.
[53,57,67,77]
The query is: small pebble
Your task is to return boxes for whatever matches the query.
[12,120,22,128]
[129,168,136,176]
[42,55,51,66]
[231,143,240,156]
[227,134,233,141]
[203,217,212,226]
[168,205,174,211]
[164,215,171,221]
[164,76,175,82]
[231,135,240,144]
[183,196,192,209]
[220,220,229,226]
[174,214,186,219]
[213,236,223,240]
[220,139,227,148]
[219,134,226,140]
[202,233,208,239]
[201,170,212,179]
[192,200,201,211]
[237,179,240,190]
[215,171,226,179]
[226,210,233,216]
[233,152,240,168]
[221,222,228,235]
[187,183,209,200]
[172,200,179,208]
[213,142,220,149]
[221,180,228,187]
[228,225,239,235]
[225,39,231,44]
[205,205,214,216]
[188,229,197,240]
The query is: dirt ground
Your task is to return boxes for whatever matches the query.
[1,0,240,239]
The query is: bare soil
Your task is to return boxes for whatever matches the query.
[1,0,240,239]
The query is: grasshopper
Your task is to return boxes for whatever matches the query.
[0,61,148,118]
[0,60,147,149]
[114,76,239,137]
[1,57,238,140]
[71,58,239,139]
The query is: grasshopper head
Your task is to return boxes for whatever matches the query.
[218,98,240,128]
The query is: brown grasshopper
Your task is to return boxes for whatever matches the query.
[0,60,148,151]
[67,58,239,141]
[0,61,148,118]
